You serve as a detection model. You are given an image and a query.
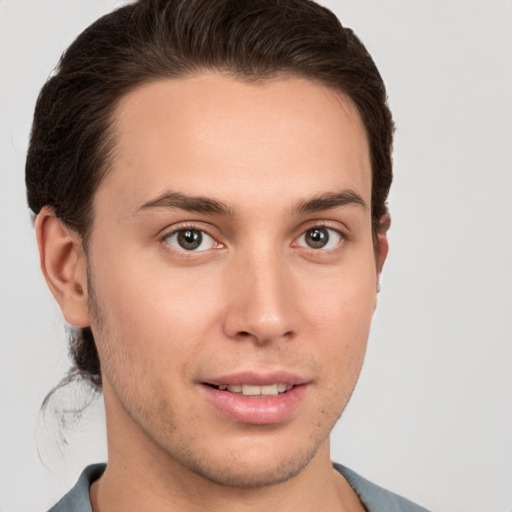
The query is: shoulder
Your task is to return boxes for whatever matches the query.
[47,464,105,512]
[334,463,431,512]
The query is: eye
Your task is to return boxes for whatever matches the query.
[296,226,342,250]
[164,229,217,252]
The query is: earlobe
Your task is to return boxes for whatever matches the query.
[35,207,90,328]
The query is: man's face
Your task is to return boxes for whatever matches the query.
[84,73,384,487]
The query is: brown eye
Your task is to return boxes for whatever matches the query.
[297,227,342,250]
[165,229,216,251]
[177,230,202,250]
[305,228,329,248]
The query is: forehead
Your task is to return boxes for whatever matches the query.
[100,73,371,213]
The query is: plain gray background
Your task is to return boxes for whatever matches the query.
[1,1,511,511]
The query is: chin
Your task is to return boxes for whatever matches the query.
[180,448,318,489]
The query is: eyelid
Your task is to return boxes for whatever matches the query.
[160,222,223,253]
[293,222,347,252]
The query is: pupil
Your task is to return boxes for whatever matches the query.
[178,230,202,250]
[306,228,328,249]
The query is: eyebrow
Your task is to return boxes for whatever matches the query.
[292,189,367,215]
[136,191,235,216]
[136,188,366,217]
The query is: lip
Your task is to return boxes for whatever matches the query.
[203,370,309,387]
[200,371,310,425]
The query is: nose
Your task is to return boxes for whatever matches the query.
[222,248,297,345]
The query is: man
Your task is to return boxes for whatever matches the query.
[26,0,429,510]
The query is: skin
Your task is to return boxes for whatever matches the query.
[37,73,388,511]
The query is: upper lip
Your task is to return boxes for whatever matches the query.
[202,370,310,387]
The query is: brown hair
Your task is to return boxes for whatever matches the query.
[26,0,394,392]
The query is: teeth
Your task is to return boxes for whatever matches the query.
[221,383,290,396]
[260,384,278,396]
[242,384,262,396]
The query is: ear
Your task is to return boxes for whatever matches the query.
[35,206,90,328]
[375,212,390,276]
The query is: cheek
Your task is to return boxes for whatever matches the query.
[304,260,377,335]
[301,259,377,375]
[88,253,221,361]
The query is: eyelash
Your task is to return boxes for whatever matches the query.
[160,222,346,255]
[294,223,345,253]
[162,224,222,253]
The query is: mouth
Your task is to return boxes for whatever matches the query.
[200,373,309,424]
[205,383,295,396]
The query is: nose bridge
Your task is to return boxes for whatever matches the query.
[223,242,295,343]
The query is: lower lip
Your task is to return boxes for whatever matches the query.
[201,384,308,425]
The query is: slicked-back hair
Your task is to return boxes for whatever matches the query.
[26,0,394,392]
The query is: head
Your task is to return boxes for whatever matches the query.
[27,0,393,489]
